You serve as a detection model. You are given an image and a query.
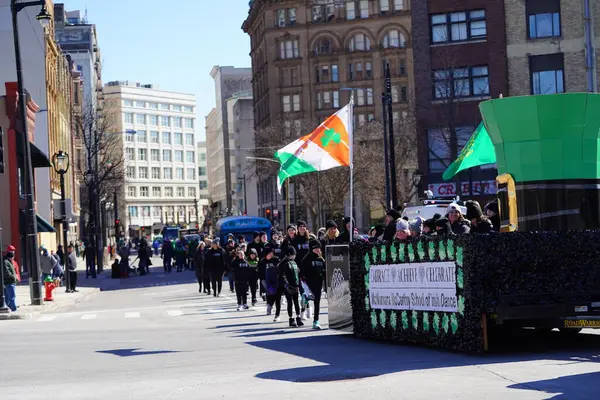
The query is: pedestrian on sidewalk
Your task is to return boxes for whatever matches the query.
[137,239,151,276]
[231,248,249,310]
[118,241,130,278]
[3,246,19,311]
[204,238,226,297]
[66,244,79,293]
[300,239,326,330]
[39,246,56,284]
[194,242,206,293]
[161,239,173,273]
[84,241,97,279]
[261,246,282,321]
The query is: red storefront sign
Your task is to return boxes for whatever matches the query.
[428,180,497,197]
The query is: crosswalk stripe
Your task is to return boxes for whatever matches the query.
[37,316,56,322]
[167,310,183,317]
[125,312,140,319]
[81,314,97,320]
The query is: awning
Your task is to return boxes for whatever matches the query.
[16,138,52,168]
[36,214,56,233]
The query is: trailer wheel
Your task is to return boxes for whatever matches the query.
[559,328,582,335]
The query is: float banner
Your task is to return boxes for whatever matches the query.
[369,262,457,312]
[326,245,353,332]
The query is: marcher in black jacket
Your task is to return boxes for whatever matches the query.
[300,239,326,330]
[137,239,152,275]
[260,246,282,320]
[204,239,226,297]
[231,248,250,309]
[382,209,400,243]
[194,242,206,293]
[278,246,303,327]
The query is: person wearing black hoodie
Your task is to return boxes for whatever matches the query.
[484,201,501,232]
[278,246,303,327]
[204,239,226,297]
[465,200,494,234]
[193,242,206,293]
[423,213,441,236]
[338,217,362,243]
[231,248,250,310]
[383,209,400,243]
[247,231,267,258]
[246,248,260,306]
[300,239,327,330]
[260,246,282,320]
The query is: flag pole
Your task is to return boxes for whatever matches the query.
[349,93,355,240]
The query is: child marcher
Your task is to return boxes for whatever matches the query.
[279,246,303,327]
[231,248,250,310]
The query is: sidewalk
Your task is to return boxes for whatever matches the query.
[1,259,100,320]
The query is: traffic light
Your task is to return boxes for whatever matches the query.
[0,127,4,174]
[265,208,271,220]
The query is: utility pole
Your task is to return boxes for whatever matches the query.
[381,86,391,208]
[385,62,398,208]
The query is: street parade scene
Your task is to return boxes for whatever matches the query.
[1,1,600,399]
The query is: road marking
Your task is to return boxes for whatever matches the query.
[167,310,183,317]
[125,312,140,319]
[81,314,97,320]
[37,316,56,322]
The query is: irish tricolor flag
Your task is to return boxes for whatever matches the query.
[275,103,353,193]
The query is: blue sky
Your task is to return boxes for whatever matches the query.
[63,0,252,140]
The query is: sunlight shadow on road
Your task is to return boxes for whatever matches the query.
[96,348,183,357]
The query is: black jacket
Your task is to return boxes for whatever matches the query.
[258,257,278,281]
[268,240,283,259]
[291,234,310,263]
[231,258,250,282]
[300,251,326,289]
[246,241,265,258]
[382,222,396,243]
[193,249,204,278]
[204,247,226,273]
[278,257,300,294]
[471,218,493,234]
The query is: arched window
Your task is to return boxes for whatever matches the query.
[382,30,406,48]
[314,37,333,55]
[349,33,371,51]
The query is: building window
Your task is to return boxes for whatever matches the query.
[160,116,170,127]
[134,100,145,108]
[316,91,340,110]
[198,166,207,176]
[431,10,487,44]
[126,131,135,142]
[279,39,300,59]
[188,187,196,198]
[149,115,158,125]
[151,167,160,179]
[162,132,171,144]
[530,53,565,94]
[135,114,146,125]
[354,113,375,126]
[173,117,182,128]
[175,150,184,163]
[126,148,135,161]
[316,64,339,83]
[127,186,136,197]
[123,113,133,124]
[428,127,473,172]
[280,67,300,87]
[199,181,208,190]
[151,149,160,162]
[177,187,185,197]
[150,131,159,143]
[282,94,301,112]
[139,167,148,178]
[382,30,406,48]
[348,61,373,80]
[314,37,333,55]
[172,105,182,112]
[354,88,374,106]
[349,33,371,51]
[152,187,161,197]
[432,66,489,99]
[148,102,158,109]
[128,206,138,217]
[183,118,193,128]
[527,0,561,39]
[176,168,184,180]
[138,149,147,161]
[312,4,336,23]
[174,132,183,145]
[153,206,162,217]
[186,151,195,163]
[391,85,408,103]
[165,187,173,197]
[283,120,302,137]
[346,0,369,19]
[123,99,133,107]
[163,167,172,180]
[187,168,196,180]
[126,166,136,178]
[276,8,296,27]
[160,103,170,110]
[137,130,147,142]
[183,105,193,113]
[140,187,149,197]
[185,133,194,146]
[163,150,172,162]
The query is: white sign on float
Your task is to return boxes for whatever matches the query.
[369,262,458,312]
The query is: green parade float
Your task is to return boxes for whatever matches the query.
[340,93,600,352]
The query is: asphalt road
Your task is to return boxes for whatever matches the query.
[1,270,599,400]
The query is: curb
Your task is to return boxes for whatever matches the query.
[3,288,101,320]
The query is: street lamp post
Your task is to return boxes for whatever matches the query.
[11,0,52,306]
[52,151,71,293]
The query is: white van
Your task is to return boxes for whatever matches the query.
[401,198,466,221]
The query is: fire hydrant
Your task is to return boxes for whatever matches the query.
[44,276,56,301]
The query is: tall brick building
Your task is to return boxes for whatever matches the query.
[412,1,508,199]
[505,0,600,95]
